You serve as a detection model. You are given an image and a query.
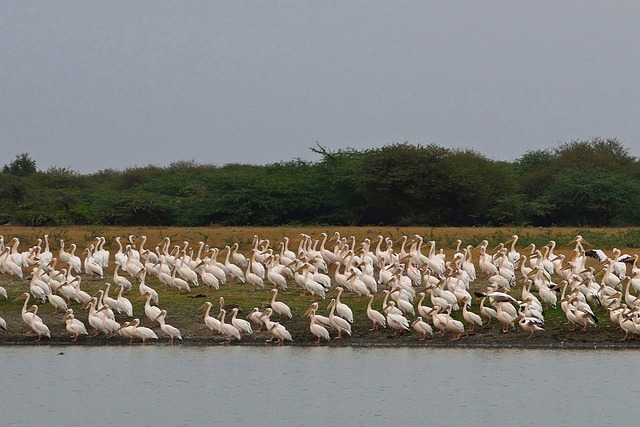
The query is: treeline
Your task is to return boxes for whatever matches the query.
[1,138,639,227]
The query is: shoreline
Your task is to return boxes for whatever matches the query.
[2,330,639,349]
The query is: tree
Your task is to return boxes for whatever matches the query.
[544,168,640,226]
[2,153,37,176]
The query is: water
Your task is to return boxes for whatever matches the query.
[1,346,636,426]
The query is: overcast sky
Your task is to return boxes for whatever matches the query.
[2,1,639,174]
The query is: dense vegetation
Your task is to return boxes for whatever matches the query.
[2,138,639,227]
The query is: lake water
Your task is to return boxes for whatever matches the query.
[0,346,636,426]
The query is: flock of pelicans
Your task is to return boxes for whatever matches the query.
[0,232,639,345]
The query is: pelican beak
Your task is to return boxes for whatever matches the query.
[12,294,28,303]
[303,306,314,318]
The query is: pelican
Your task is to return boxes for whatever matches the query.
[46,282,68,314]
[443,308,465,340]
[230,307,253,337]
[136,292,162,325]
[83,248,103,278]
[13,293,40,334]
[269,288,292,320]
[386,310,410,336]
[222,245,245,283]
[267,322,293,346]
[517,316,545,338]
[303,304,331,345]
[63,309,88,342]
[411,316,433,341]
[459,297,483,332]
[479,296,498,325]
[134,268,159,304]
[366,294,386,331]
[131,319,159,344]
[113,264,133,293]
[496,304,517,333]
[246,307,264,333]
[195,261,220,291]
[327,299,352,338]
[331,287,353,323]
[25,305,51,340]
[154,310,182,344]
[304,302,332,330]
[198,302,221,336]
[259,309,292,346]
[115,284,133,317]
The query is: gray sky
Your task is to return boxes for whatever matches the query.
[2,1,639,174]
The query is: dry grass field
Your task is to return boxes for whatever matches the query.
[1,226,639,347]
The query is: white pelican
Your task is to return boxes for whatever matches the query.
[366,294,386,331]
[411,316,433,341]
[459,297,483,332]
[25,305,51,340]
[169,265,191,294]
[97,305,121,337]
[415,292,434,319]
[131,319,158,344]
[27,267,48,303]
[443,309,465,340]
[13,293,40,335]
[517,316,545,338]
[303,304,331,345]
[304,302,332,330]
[155,310,182,344]
[118,320,137,344]
[113,264,133,293]
[39,234,53,266]
[244,259,265,291]
[195,261,220,291]
[63,309,88,342]
[230,307,253,337]
[83,248,103,278]
[246,307,264,333]
[295,263,327,300]
[386,310,410,336]
[496,304,517,334]
[259,309,292,346]
[66,243,82,273]
[269,288,292,320]
[222,246,245,284]
[115,284,133,317]
[197,302,221,336]
[46,283,68,314]
[267,322,293,346]
[137,292,162,325]
[230,243,248,268]
[59,239,71,264]
[327,299,352,338]
[134,268,159,304]
[331,287,353,323]
[101,282,119,312]
[569,297,598,332]
[0,247,23,278]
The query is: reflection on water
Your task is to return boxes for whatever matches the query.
[1,346,637,426]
